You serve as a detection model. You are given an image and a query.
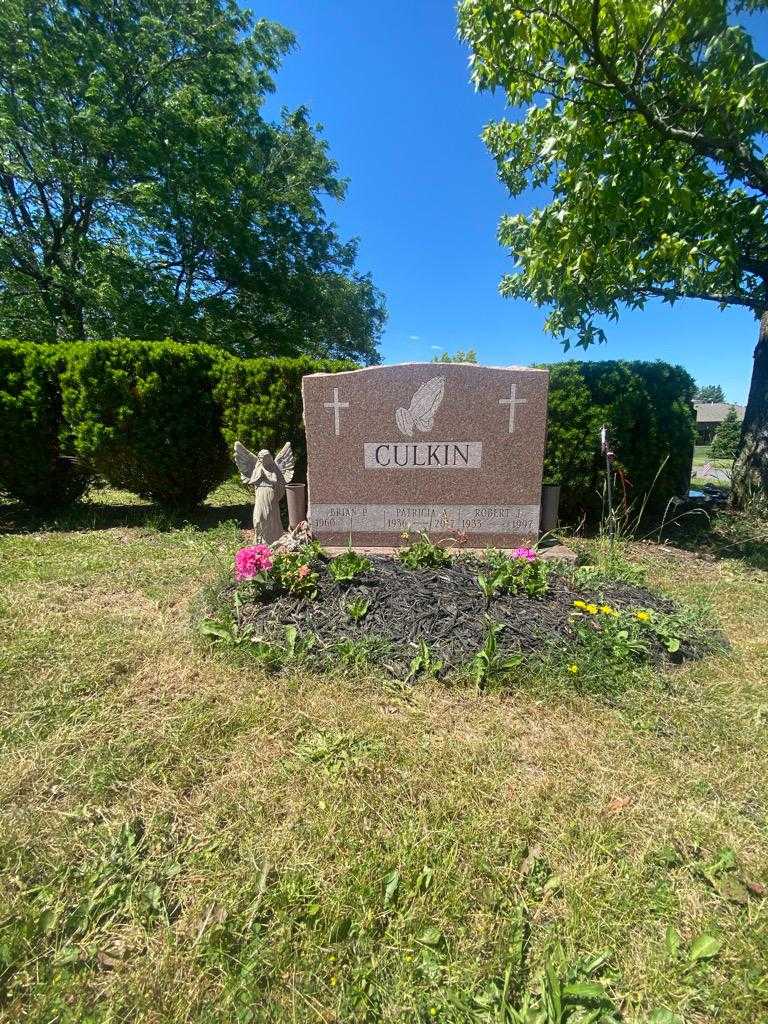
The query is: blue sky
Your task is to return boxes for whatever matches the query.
[254,1,767,403]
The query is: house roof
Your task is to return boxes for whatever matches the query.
[694,403,746,424]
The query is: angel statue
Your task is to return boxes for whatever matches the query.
[233,440,295,544]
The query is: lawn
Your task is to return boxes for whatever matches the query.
[1,483,767,1023]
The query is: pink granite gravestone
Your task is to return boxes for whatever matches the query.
[301,362,549,549]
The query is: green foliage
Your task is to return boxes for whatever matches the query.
[406,641,445,682]
[0,342,89,509]
[696,384,727,403]
[544,360,696,519]
[468,620,522,688]
[460,0,768,340]
[344,597,371,622]
[483,550,551,599]
[398,532,452,569]
[710,408,743,459]
[459,0,768,500]
[327,549,373,583]
[60,341,230,509]
[431,348,478,363]
[216,355,354,482]
[271,551,319,598]
[0,0,385,361]
[0,339,695,520]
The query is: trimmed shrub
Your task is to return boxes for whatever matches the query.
[710,407,742,460]
[60,341,231,509]
[0,342,90,510]
[544,360,696,520]
[215,356,355,482]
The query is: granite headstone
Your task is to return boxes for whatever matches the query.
[301,362,549,549]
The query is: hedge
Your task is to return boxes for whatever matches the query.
[0,341,695,522]
[0,342,89,509]
[544,360,696,520]
[59,341,232,509]
[215,355,355,484]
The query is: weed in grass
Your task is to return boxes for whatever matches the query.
[406,641,444,682]
[326,634,393,671]
[293,728,383,777]
[468,620,523,689]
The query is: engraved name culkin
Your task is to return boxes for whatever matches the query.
[363,441,482,470]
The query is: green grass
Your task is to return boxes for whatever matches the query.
[1,485,767,1022]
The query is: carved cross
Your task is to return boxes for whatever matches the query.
[324,387,349,436]
[499,382,527,434]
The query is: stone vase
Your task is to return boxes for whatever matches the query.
[285,482,307,529]
[540,484,561,535]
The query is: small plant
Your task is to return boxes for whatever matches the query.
[328,635,392,670]
[480,548,550,600]
[199,615,254,648]
[344,596,371,622]
[468,620,522,688]
[398,531,451,569]
[406,640,444,681]
[328,549,373,583]
[272,551,319,598]
[294,728,382,777]
[250,625,316,671]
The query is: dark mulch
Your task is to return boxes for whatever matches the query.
[222,555,708,674]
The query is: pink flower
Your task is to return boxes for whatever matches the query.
[512,546,537,561]
[235,544,273,580]
[297,564,311,579]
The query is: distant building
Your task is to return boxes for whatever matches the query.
[694,403,746,444]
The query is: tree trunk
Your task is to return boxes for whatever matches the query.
[732,310,768,508]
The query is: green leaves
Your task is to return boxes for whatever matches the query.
[459,0,768,352]
[0,0,384,361]
[688,933,723,964]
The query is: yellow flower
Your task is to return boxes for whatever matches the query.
[330,975,338,987]
[429,1010,438,1018]
[635,610,651,622]
[585,603,598,615]
[573,600,588,609]
[600,605,619,617]
[568,663,579,674]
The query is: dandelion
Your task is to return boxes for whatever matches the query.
[573,600,588,610]
[329,975,338,987]
[568,663,579,674]
[585,603,599,615]
[600,605,619,617]
[235,544,273,580]
[635,610,652,622]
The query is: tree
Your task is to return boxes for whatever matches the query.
[0,0,385,363]
[459,0,768,505]
[710,407,743,458]
[696,384,727,403]
[432,348,478,363]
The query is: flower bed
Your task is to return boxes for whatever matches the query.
[201,537,719,683]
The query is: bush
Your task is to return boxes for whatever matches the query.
[215,356,355,482]
[710,408,742,460]
[544,360,696,521]
[0,341,694,525]
[60,341,231,509]
[0,342,90,510]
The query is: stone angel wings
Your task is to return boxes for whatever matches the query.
[233,440,295,544]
